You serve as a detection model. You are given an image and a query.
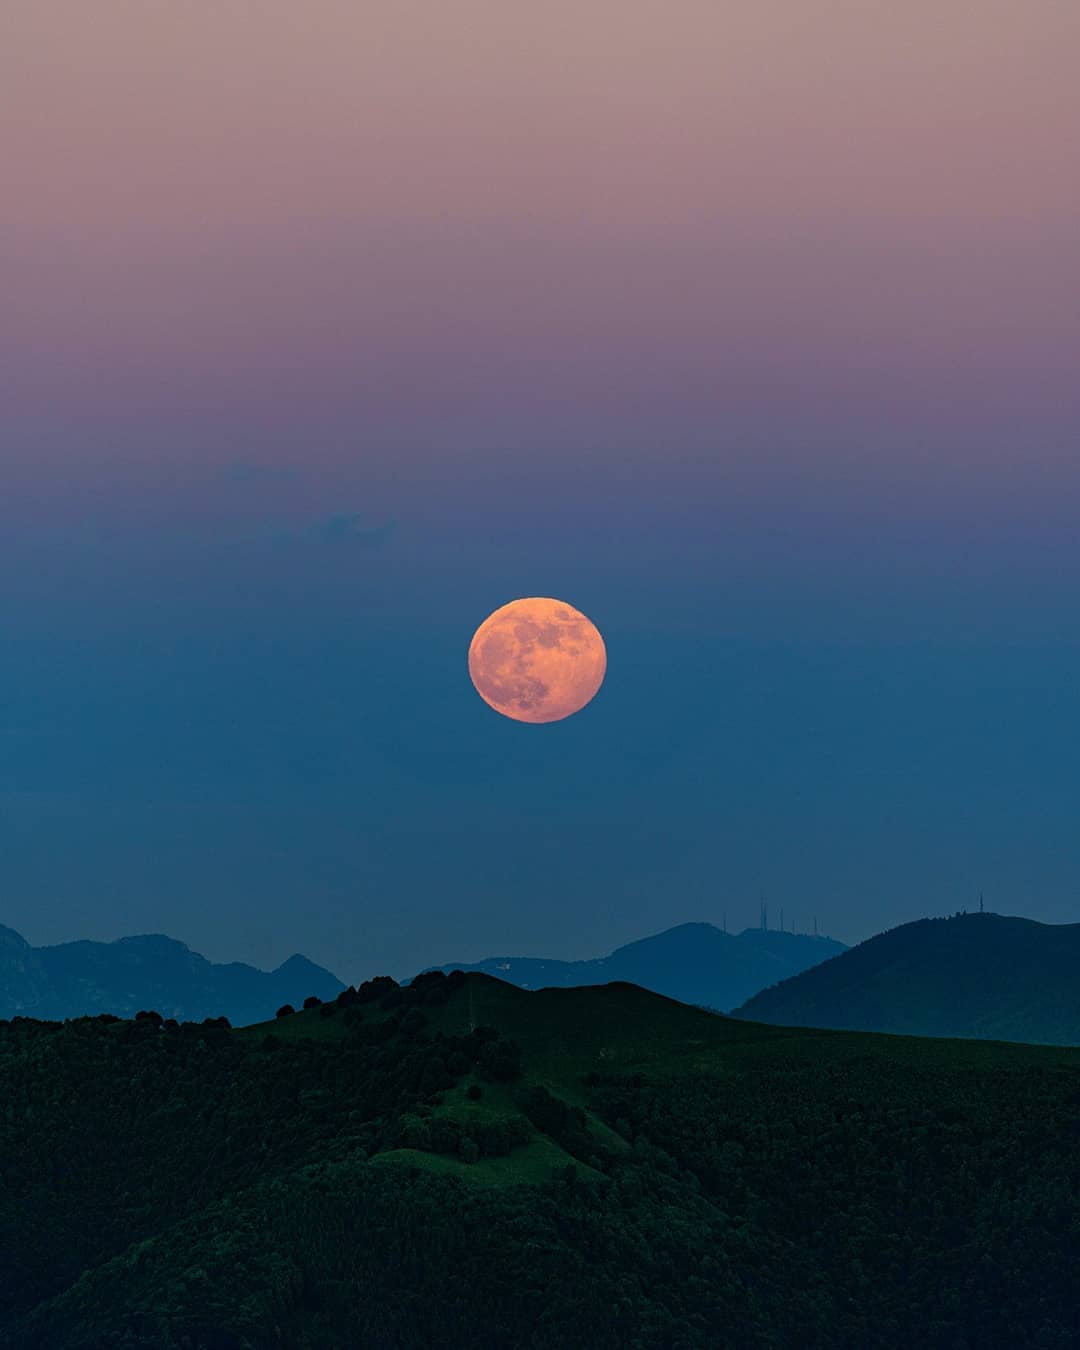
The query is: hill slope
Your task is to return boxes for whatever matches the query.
[2,970,1079,1348]
[0,925,344,1024]
[735,912,1080,1044]
[423,921,845,1010]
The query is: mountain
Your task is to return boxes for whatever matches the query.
[0,924,52,1014]
[0,925,344,1024]
[2,972,1079,1348]
[734,911,1080,1044]
[421,921,846,1010]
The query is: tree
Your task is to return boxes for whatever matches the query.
[356,976,398,1005]
[276,1004,295,1018]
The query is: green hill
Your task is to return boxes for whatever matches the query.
[734,912,1080,1044]
[2,970,1080,1348]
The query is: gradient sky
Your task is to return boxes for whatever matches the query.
[2,1,1079,980]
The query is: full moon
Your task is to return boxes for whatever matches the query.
[468,597,607,724]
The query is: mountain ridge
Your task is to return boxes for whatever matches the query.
[421,920,846,1011]
[0,926,345,1025]
[1,919,845,1025]
[734,911,1080,1045]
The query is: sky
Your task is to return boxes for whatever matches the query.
[2,0,1080,981]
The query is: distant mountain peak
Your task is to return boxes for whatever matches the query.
[115,933,193,950]
[276,953,329,974]
[0,929,345,1025]
[422,921,846,1011]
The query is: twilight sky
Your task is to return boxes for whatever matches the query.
[2,1,1080,980]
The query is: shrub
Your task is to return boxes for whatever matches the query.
[477,1038,522,1083]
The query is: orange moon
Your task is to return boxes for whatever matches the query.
[468,597,607,724]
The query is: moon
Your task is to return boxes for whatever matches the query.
[468,597,607,724]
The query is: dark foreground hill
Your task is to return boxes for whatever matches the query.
[423,921,845,1010]
[0,923,343,1025]
[735,912,1080,1044]
[3,973,1080,1348]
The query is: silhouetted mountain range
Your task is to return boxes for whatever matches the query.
[421,921,846,1011]
[735,912,1080,1045]
[0,924,344,1025]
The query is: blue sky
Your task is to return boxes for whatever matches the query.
[3,436,1080,981]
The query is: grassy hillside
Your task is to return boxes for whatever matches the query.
[2,970,1080,1348]
[735,911,1080,1044]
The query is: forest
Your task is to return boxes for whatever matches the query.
[2,969,1079,1348]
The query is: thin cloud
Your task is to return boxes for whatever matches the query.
[313,514,396,547]
[264,514,397,550]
